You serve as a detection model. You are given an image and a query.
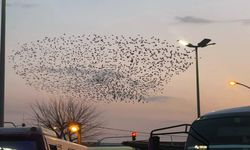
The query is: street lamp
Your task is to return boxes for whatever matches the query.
[178,39,215,118]
[229,81,250,90]
[68,122,81,144]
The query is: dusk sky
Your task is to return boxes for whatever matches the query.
[4,0,250,141]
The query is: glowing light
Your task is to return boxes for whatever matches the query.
[194,145,207,150]
[68,123,80,133]
[131,131,137,137]
[229,81,237,86]
[70,126,78,132]
[178,40,189,46]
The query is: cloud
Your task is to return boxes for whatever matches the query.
[176,16,213,24]
[7,2,38,8]
[146,96,173,102]
[233,19,250,24]
[176,16,250,25]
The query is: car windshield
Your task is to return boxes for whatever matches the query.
[186,116,250,150]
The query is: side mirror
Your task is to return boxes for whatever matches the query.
[148,136,160,150]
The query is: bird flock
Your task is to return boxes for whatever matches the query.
[9,34,194,103]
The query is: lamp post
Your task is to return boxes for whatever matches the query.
[229,81,250,90]
[178,39,215,118]
[68,122,81,144]
[0,0,6,127]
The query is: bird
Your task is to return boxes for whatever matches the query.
[9,33,194,104]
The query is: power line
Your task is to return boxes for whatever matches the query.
[97,126,149,135]
[88,125,188,138]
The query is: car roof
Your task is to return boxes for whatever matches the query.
[199,106,250,120]
[0,127,43,135]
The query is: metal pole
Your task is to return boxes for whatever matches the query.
[236,82,250,90]
[77,124,81,144]
[195,46,201,118]
[0,0,6,127]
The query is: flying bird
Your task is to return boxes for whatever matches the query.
[9,34,194,103]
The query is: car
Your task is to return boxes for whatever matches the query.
[0,127,88,150]
[186,106,250,150]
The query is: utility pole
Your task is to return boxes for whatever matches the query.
[0,0,6,127]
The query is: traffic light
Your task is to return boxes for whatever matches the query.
[131,131,136,141]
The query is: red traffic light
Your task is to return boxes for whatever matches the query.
[131,131,137,137]
[131,131,137,141]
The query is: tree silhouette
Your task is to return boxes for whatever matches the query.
[31,98,103,142]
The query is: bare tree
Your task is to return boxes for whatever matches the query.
[31,98,104,142]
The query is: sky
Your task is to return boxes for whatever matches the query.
[3,0,250,142]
